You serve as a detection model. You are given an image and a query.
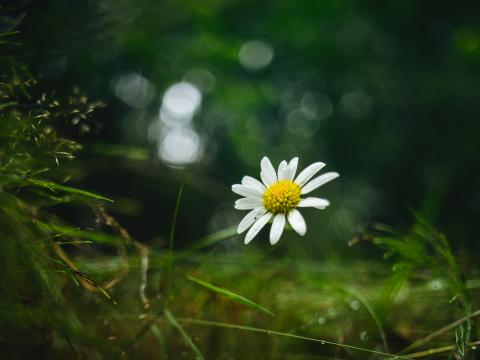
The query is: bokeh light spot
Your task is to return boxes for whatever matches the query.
[239,40,274,70]
[339,91,372,119]
[301,92,333,121]
[286,109,321,138]
[160,82,202,125]
[113,72,155,109]
[158,127,202,167]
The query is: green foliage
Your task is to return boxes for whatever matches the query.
[0,16,113,355]
[1,5,479,359]
[371,212,475,358]
[372,213,469,306]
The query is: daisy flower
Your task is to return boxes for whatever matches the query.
[232,157,339,245]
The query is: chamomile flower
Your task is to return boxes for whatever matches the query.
[232,157,339,245]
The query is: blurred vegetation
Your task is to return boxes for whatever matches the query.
[1,1,480,359]
[11,0,480,253]
[0,12,114,356]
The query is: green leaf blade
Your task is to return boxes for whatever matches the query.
[187,275,275,317]
[164,309,205,360]
[28,179,114,202]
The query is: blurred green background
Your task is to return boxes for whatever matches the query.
[11,0,480,254]
[2,0,480,358]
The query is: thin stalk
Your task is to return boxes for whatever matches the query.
[404,340,480,359]
[165,310,205,360]
[399,309,480,354]
[178,317,409,359]
[166,183,184,299]
[329,282,388,352]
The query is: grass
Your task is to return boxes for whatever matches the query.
[65,230,478,359]
[187,275,275,317]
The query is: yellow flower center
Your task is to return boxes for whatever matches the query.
[263,180,301,214]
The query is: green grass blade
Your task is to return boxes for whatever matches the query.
[166,183,184,297]
[39,222,120,245]
[28,178,114,202]
[399,309,480,355]
[183,226,237,253]
[179,318,408,359]
[149,324,167,358]
[168,183,184,261]
[330,282,388,352]
[187,275,275,317]
[164,309,205,360]
[0,101,17,110]
[90,142,149,160]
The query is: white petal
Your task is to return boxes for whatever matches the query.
[260,157,277,186]
[237,207,267,234]
[287,209,306,236]
[294,162,326,186]
[245,212,273,244]
[235,197,263,210]
[242,176,266,193]
[232,184,263,198]
[298,197,330,209]
[269,213,286,245]
[301,172,339,194]
[260,172,269,188]
[277,160,288,180]
[285,157,299,180]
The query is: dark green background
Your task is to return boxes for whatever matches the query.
[10,0,480,256]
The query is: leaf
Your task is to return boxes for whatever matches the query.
[183,226,237,253]
[0,101,17,110]
[187,276,275,317]
[28,178,114,202]
[164,309,205,360]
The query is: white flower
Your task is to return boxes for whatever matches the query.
[232,157,339,245]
